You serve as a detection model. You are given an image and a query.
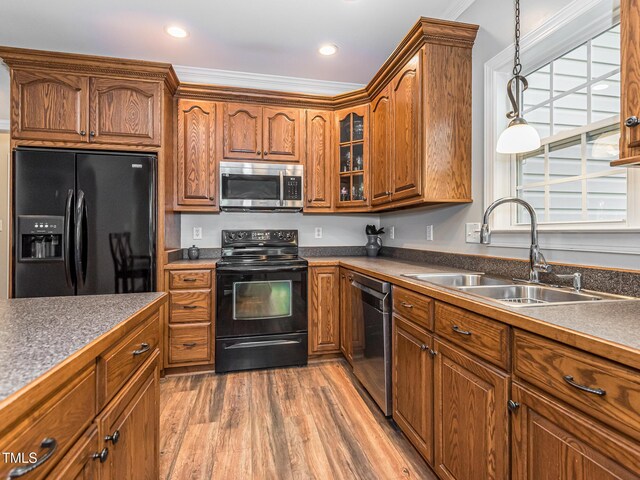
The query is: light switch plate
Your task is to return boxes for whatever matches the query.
[193,227,203,240]
[466,223,481,243]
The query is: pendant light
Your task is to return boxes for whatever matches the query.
[496,0,541,154]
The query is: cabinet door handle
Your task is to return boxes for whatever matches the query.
[183,342,197,348]
[452,325,472,336]
[89,131,96,137]
[92,448,109,463]
[183,305,198,310]
[80,130,86,136]
[263,151,268,156]
[507,400,520,412]
[420,344,428,351]
[209,196,215,201]
[104,430,120,445]
[133,342,151,356]
[563,375,606,396]
[625,116,639,128]
[400,301,413,308]
[8,438,57,478]
[183,278,197,282]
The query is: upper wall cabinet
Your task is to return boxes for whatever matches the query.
[305,110,333,210]
[222,103,303,162]
[10,69,163,146]
[370,86,392,206]
[176,99,217,210]
[89,77,161,146]
[335,104,369,210]
[11,70,89,142]
[616,0,640,166]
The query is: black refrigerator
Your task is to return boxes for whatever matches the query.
[13,148,156,298]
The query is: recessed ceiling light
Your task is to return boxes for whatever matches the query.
[319,44,338,56]
[165,26,188,38]
[592,83,609,91]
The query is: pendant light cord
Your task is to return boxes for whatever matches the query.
[513,0,522,76]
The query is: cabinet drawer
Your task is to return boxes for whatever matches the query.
[170,290,211,323]
[514,330,640,441]
[0,366,96,480]
[392,286,434,331]
[169,323,213,365]
[434,302,510,370]
[99,314,160,405]
[169,270,211,289]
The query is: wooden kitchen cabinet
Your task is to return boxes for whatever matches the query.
[47,425,100,480]
[434,339,509,480]
[165,268,215,369]
[340,268,353,363]
[511,382,640,480]
[393,315,435,464]
[98,351,160,480]
[335,104,369,209]
[309,266,341,354]
[370,86,392,206]
[176,99,217,209]
[222,103,303,162]
[390,53,422,202]
[305,109,333,210]
[10,69,89,142]
[618,0,640,164]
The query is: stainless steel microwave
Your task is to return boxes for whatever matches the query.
[219,162,304,211]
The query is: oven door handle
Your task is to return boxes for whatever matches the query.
[226,338,303,349]
[279,171,285,207]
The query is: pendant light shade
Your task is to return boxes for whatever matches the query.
[497,0,541,155]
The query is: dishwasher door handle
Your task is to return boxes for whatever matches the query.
[351,280,388,301]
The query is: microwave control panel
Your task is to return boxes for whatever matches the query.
[283,176,302,200]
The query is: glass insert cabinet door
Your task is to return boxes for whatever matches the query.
[336,105,369,206]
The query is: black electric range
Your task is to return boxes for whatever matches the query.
[215,230,308,373]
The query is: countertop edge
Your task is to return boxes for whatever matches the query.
[306,257,640,371]
[0,293,167,432]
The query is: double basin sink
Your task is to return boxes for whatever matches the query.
[401,273,633,308]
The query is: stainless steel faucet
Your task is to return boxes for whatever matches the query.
[480,197,551,283]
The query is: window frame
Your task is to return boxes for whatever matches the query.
[484,0,640,237]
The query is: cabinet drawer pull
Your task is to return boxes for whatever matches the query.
[105,429,120,445]
[183,305,198,310]
[452,325,472,336]
[183,342,197,348]
[400,301,413,308]
[182,278,197,282]
[92,448,109,463]
[420,344,428,351]
[132,342,150,356]
[563,375,606,396]
[8,438,57,478]
[625,116,639,128]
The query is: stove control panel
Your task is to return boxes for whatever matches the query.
[222,230,298,245]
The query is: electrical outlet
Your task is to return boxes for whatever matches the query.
[465,223,481,243]
[314,227,323,239]
[193,227,203,240]
[426,225,434,241]
[389,226,395,239]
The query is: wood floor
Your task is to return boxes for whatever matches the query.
[159,360,436,480]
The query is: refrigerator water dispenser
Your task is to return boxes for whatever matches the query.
[18,216,64,262]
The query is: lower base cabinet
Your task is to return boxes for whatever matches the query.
[47,425,100,480]
[392,315,435,464]
[511,382,640,480]
[97,351,160,480]
[309,266,341,354]
[433,339,509,480]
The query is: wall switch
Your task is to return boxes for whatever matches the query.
[314,227,323,239]
[389,226,395,240]
[0,219,3,232]
[193,227,203,240]
[465,223,481,243]
[426,225,434,241]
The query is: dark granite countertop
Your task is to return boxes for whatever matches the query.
[0,293,165,402]
[305,256,640,367]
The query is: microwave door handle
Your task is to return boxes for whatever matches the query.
[279,171,284,207]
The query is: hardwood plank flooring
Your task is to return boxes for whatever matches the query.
[160,360,436,480]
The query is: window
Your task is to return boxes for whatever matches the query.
[515,24,628,226]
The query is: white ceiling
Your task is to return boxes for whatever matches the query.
[0,0,475,86]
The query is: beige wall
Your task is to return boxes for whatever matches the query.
[0,133,9,299]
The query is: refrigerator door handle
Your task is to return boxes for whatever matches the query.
[63,189,75,288]
[75,190,88,289]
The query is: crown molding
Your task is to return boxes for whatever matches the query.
[174,65,364,96]
[0,119,8,132]
[442,0,477,21]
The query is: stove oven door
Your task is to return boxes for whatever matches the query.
[216,266,308,338]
